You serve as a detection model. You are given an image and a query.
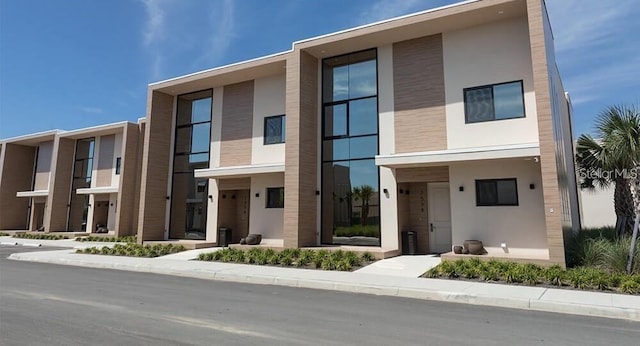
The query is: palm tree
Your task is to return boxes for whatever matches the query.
[576,104,640,236]
[352,185,374,226]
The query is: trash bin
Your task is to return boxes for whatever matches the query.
[401,231,417,255]
[218,227,232,247]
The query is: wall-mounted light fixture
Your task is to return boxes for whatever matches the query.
[208,194,213,201]
[405,190,410,195]
[315,190,320,195]
[255,192,260,198]
[529,183,535,190]
[459,186,464,192]
[222,194,227,199]
[383,188,388,194]
[399,189,404,194]
[166,196,170,200]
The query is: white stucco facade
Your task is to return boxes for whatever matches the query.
[443,17,539,150]
[249,173,285,240]
[448,159,547,251]
[252,74,286,165]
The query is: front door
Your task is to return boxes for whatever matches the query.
[428,182,452,253]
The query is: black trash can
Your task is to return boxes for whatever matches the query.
[401,231,417,255]
[218,227,232,247]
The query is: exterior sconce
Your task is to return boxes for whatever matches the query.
[315,190,320,195]
[529,184,535,190]
[383,188,388,194]
[405,190,410,195]
[222,194,227,199]
[459,186,464,192]
[255,192,260,198]
[399,189,404,194]
[208,195,213,200]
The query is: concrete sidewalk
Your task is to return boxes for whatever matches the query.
[0,236,116,249]
[6,247,640,322]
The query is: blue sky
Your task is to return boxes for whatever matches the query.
[0,0,638,139]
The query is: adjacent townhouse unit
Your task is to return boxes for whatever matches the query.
[0,121,145,237]
[135,0,581,266]
[0,130,60,232]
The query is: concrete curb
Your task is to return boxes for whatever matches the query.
[7,251,640,322]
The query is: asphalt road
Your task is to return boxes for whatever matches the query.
[1,245,639,346]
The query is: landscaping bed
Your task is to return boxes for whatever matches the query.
[76,235,137,243]
[76,243,186,257]
[424,258,640,294]
[13,233,69,240]
[197,248,376,271]
[0,232,10,237]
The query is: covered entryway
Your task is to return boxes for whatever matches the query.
[396,166,449,254]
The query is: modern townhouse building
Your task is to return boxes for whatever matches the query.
[0,121,145,237]
[0,130,60,232]
[135,0,581,266]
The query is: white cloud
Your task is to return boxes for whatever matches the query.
[79,107,103,114]
[141,0,167,47]
[193,0,235,68]
[546,0,640,106]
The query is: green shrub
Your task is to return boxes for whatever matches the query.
[79,243,185,257]
[13,233,69,240]
[361,252,375,262]
[620,279,640,294]
[544,265,567,287]
[0,232,10,237]
[76,235,137,243]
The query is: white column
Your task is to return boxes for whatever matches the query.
[377,44,399,250]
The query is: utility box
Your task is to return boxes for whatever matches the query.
[401,231,417,255]
[218,227,232,247]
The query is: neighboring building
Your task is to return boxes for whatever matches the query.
[0,130,60,232]
[0,0,580,267]
[136,0,580,266]
[0,121,145,236]
[579,187,616,229]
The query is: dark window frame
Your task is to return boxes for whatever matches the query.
[115,157,122,175]
[263,114,286,145]
[266,187,285,209]
[320,48,381,247]
[464,80,526,124]
[475,178,519,206]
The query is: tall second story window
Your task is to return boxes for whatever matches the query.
[264,115,285,144]
[464,80,525,123]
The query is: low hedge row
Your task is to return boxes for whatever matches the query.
[76,235,137,243]
[426,258,640,294]
[198,248,376,271]
[13,233,69,240]
[0,232,10,237]
[76,243,186,257]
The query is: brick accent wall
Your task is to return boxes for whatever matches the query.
[393,34,446,153]
[46,138,75,232]
[0,143,35,230]
[220,81,254,167]
[284,51,318,247]
[137,91,174,241]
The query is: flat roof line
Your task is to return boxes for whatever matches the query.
[148,0,481,86]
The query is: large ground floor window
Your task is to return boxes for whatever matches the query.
[322,159,380,246]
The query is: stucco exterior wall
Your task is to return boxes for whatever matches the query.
[580,186,616,228]
[448,159,547,251]
[252,74,286,165]
[443,16,539,150]
[33,141,53,191]
[249,173,285,240]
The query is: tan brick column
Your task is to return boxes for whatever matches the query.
[0,143,35,230]
[284,50,319,247]
[527,0,566,266]
[137,90,174,242]
[46,138,75,232]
